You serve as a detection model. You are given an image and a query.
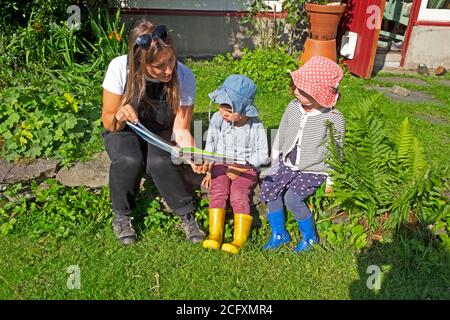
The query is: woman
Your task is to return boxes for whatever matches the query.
[101,21,207,245]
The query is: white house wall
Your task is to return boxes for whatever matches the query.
[404,25,450,69]
[115,0,283,11]
[121,13,259,57]
[116,1,286,57]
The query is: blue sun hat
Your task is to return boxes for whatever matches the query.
[208,74,259,121]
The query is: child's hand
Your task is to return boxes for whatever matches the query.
[201,174,211,189]
[226,165,249,180]
[226,172,239,180]
[325,177,333,194]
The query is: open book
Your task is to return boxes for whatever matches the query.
[127,121,246,165]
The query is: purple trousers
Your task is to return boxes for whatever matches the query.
[209,164,258,214]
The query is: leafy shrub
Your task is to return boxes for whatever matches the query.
[0,64,103,164]
[0,179,233,242]
[81,9,129,71]
[217,48,298,93]
[1,3,120,74]
[327,96,449,232]
[0,179,112,239]
[2,12,86,71]
[0,8,128,164]
[1,0,76,31]
[318,220,368,251]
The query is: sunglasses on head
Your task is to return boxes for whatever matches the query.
[135,25,168,50]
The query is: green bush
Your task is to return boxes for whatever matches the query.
[6,20,82,69]
[0,64,104,164]
[0,179,112,240]
[0,179,235,242]
[217,48,298,93]
[0,8,126,164]
[81,9,129,71]
[1,1,95,72]
[0,0,75,31]
[327,96,449,232]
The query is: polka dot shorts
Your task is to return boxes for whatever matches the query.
[260,161,326,202]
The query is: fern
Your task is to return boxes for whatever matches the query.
[326,97,446,232]
[327,96,395,230]
[396,118,428,180]
[397,117,415,163]
[411,137,427,179]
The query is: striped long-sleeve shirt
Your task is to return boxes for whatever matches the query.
[271,99,345,175]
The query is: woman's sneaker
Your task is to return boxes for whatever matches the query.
[181,212,206,244]
[113,216,137,245]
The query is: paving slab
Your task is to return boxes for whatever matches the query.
[375,76,429,86]
[364,86,440,104]
[414,113,449,125]
[436,79,450,87]
[56,151,110,188]
[0,159,60,184]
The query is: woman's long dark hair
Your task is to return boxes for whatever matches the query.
[121,20,180,114]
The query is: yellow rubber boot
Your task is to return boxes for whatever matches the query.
[221,214,253,254]
[202,208,226,250]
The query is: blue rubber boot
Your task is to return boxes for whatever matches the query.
[294,214,319,252]
[263,210,291,250]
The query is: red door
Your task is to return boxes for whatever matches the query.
[339,0,387,78]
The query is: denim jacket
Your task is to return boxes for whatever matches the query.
[205,111,270,169]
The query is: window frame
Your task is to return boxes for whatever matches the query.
[418,0,450,21]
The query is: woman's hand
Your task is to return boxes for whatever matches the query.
[187,160,210,174]
[115,104,138,126]
[226,165,249,180]
[173,106,195,147]
[102,89,137,132]
[201,162,213,174]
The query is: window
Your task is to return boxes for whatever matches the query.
[419,0,450,21]
[426,0,450,9]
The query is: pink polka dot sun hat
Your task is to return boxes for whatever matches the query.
[290,56,344,108]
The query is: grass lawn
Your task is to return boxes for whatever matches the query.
[0,59,449,300]
[1,228,448,299]
[0,231,359,299]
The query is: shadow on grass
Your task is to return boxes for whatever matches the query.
[349,223,450,299]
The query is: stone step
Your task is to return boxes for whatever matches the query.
[374,50,402,72]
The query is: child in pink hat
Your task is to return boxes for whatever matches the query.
[260,56,345,252]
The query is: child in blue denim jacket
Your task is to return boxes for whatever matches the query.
[202,74,269,254]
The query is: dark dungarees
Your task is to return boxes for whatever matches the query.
[103,81,201,218]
